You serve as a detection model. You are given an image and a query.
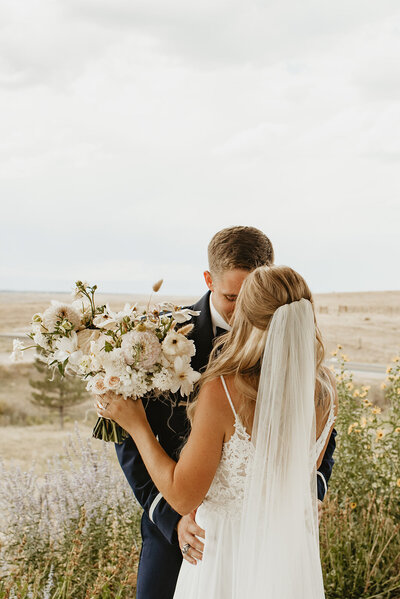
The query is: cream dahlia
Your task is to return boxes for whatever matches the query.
[42,301,81,331]
[121,330,161,369]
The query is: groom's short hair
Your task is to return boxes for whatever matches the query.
[208,226,274,276]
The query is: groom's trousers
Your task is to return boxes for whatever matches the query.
[136,513,182,599]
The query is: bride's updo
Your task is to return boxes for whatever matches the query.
[189,265,333,432]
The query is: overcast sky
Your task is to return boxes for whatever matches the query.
[1,0,399,297]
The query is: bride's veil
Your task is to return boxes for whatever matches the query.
[235,298,325,598]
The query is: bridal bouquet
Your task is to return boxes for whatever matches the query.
[11,281,201,442]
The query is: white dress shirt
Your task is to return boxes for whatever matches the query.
[209,293,231,336]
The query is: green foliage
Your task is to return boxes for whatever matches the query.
[29,354,89,429]
[1,351,399,598]
[319,351,400,598]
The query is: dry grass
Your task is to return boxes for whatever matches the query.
[0,422,106,474]
[1,290,399,364]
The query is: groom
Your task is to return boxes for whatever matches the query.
[116,226,337,599]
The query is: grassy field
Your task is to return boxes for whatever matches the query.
[0,288,398,473]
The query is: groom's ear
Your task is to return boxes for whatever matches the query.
[203,271,214,291]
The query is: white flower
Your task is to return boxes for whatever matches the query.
[53,332,79,362]
[33,331,51,350]
[160,303,201,324]
[67,349,84,373]
[42,301,81,332]
[128,371,150,398]
[94,303,137,328]
[170,356,201,397]
[10,339,25,362]
[121,331,161,369]
[76,354,95,375]
[101,348,129,377]
[162,331,195,358]
[76,329,102,354]
[152,368,172,392]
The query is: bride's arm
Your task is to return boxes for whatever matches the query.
[97,381,226,515]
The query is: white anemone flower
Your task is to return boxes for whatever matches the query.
[170,356,201,397]
[160,303,201,324]
[162,331,195,358]
[95,303,137,328]
[33,331,51,350]
[53,332,79,362]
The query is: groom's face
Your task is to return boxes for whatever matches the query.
[204,268,250,324]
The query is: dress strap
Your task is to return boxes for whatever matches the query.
[220,375,237,418]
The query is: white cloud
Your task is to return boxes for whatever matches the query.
[0,0,399,294]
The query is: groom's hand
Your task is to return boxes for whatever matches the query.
[177,511,205,566]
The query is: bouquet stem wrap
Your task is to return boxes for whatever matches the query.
[92,417,129,444]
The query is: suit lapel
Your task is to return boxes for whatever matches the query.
[187,291,214,374]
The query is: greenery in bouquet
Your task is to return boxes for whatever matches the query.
[11,280,201,443]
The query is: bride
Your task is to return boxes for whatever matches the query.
[97,265,338,598]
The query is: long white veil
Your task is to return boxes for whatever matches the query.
[235,298,325,598]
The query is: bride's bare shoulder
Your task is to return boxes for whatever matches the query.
[196,376,233,416]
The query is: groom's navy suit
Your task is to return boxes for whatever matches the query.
[116,291,337,599]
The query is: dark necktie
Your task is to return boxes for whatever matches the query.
[215,326,228,339]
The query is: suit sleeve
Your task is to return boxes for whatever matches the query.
[115,399,181,545]
[317,427,337,501]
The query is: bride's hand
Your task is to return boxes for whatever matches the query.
[95,391,146,432]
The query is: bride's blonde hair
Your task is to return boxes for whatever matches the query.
[188,265,333,430]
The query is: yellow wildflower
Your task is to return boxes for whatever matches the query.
[380,383,386,390]
[360,417,367,428]
[371,407,381,415]
[362,385,371,391]
[397,479,400,488]
[337,344,342,350]
[348,423,358,434]
[369,416,374,422]
[341,354,349,362]
[337,374,343,382]
[353,390,360,398]
[386,366,392,374]
[376,430,385,440]
[395,427,400,433]
[346,382,354,390]
[331,350,337,357]
[350,502,357,509]
[359,391,367,398]
[393,356,399,363]
[397,388,400,395]
[355,429,362,433]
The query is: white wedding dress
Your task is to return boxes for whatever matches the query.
[173,374,335,599]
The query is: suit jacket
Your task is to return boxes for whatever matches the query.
[115,291,337,544]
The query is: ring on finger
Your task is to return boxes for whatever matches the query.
[181,543,190,555]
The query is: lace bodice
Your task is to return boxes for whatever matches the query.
[201,377,254,519]
[201,376,335,519]
[202,414,254,518]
